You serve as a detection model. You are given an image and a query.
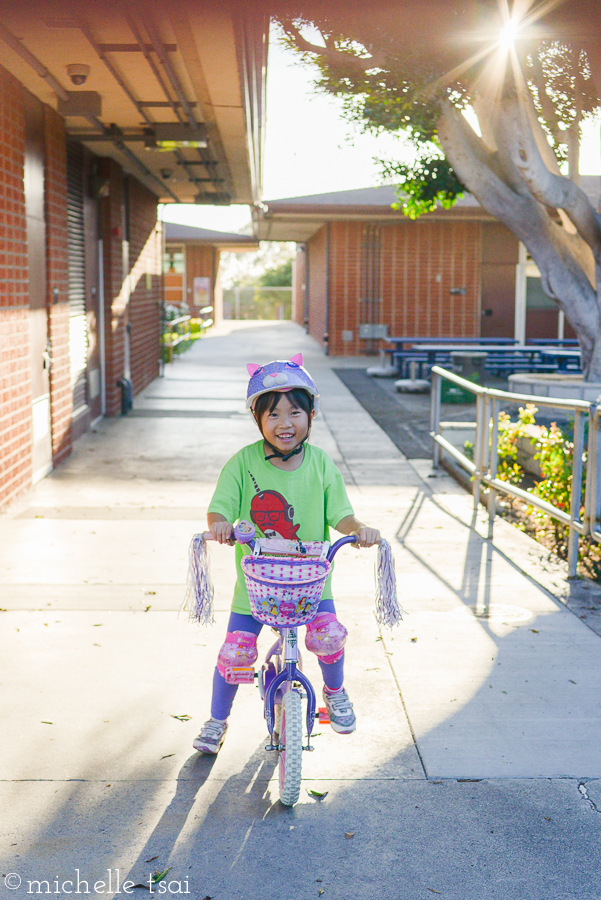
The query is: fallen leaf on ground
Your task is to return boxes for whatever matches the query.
[427,890,442,895]
[41,721,53,725]
[145,857,159,863]
[410,637,417,643]
[530,629,539,633]
[318,891,325,896]
[171,714,192,721]
[344,832,356,839]
[160,754,175,760]
[144,606,152,612]
[569,680,577,684]
[131,884,150,891]
[307,789,328,800]
[151,868,172,885]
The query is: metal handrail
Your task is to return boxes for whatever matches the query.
[429,366,600,579]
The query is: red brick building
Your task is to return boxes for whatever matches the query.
[0,2,267,508]
[256,185,591,357]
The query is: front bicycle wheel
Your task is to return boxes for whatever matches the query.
[279,689,303,807]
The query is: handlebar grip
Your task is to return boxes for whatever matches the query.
[326,534,358,562]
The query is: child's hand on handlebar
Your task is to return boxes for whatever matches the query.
[352,526,381,548]
[210,521,235,544]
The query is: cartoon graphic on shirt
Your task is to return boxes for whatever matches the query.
[248,470,300,540]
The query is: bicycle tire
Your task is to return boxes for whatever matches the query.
[279,690,303,807]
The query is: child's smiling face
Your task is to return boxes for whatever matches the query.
[260,393,312,456]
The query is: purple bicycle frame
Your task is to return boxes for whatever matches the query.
[238,529,357,749]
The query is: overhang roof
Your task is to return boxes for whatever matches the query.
[255,178,601,242]
[165,221,259,250]
[0,0,268,205]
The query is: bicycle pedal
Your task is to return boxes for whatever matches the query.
[317,707,330,724]
[225,666,255,685]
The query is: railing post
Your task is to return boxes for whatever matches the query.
[567,408,585,579]
[488,397,500,540]
[583,404,596,538]
[473,392,485,509]
[430,369,442,469]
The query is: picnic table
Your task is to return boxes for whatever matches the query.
[390,342,581,378]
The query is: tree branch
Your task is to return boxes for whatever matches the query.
[437,102,528,220]
[279,21,386,73]
[528,48,562,147]
[501,99,601,260]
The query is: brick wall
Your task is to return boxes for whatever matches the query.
[127,177,161,395]
[0,67,31,506]
[44,106,71,465]
[307,219,483,356]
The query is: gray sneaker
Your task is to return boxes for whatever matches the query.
[322,687,356,734]
[193,718,228,754]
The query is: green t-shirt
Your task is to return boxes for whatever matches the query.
[208,441,355,614]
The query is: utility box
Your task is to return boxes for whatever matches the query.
[450,351,487,382]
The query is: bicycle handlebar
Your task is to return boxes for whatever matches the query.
[202,522,365,561]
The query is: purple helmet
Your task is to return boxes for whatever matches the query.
[246,353,320,414]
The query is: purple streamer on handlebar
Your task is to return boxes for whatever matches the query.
[375,538,404,628]
[183,534,215,625]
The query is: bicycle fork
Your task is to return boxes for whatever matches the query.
[264,626,316,751]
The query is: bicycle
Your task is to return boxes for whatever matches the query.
[188,520,401,807]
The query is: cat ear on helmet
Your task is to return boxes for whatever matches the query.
[247,363,262,376]
[289,353,303,366]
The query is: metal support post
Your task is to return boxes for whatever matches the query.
[473,392,484,508]
[488,397,500,540]
[430,370,442,469]
[567,408,585,579]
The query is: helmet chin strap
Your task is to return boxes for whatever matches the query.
[263,433,308,462]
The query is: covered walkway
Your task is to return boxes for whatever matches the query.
[2,321,601,899]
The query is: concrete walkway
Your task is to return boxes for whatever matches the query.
[2,321,601,900]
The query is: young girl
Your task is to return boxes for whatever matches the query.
[193,353,380,754]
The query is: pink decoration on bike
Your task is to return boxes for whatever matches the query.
[241,555,331,626]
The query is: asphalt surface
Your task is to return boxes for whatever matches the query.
[2,321,601,900]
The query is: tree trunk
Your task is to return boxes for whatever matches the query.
[437,102,601,381]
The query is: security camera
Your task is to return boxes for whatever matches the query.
[66,64,90,86]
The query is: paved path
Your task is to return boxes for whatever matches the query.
[2,321,601,900]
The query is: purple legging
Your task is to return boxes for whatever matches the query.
[210,599,344,720]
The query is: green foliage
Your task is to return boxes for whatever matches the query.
[484,405,601,578]
[496,404,538,486]
[381,155,465,218]
[532,422,574,515]
[259,258,292,287]
[275,15,600,217]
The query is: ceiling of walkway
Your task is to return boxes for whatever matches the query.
[0,0,268,205]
